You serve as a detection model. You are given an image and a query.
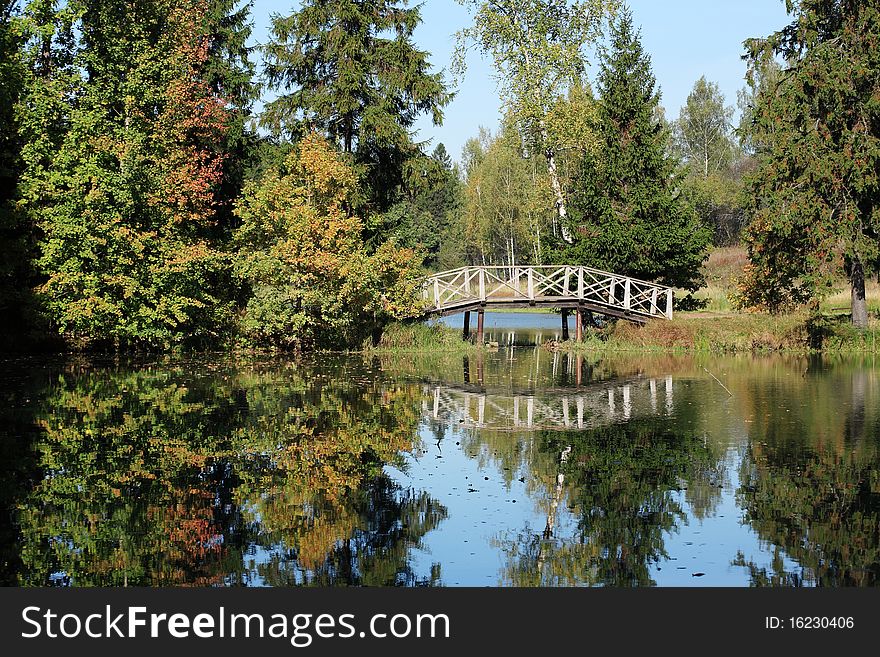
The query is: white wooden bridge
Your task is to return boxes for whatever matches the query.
[421,265,673,340]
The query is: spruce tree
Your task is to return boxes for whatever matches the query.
[202,0,258,233]
[739,0,880,327]
[558,10,709,293]
[378,143,464,267]
[262,0,451,211]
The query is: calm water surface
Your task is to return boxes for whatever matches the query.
[1,317,878,586]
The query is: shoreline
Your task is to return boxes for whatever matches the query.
[371,313,880,356]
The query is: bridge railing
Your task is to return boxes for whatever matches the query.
[421,265,673,320]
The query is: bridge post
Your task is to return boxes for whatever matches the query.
[462,311,471,340]
[575,308,583,342]
[666,288,673,319]
[477,309,485,344]
[623,278,632,310]
[561,310,569,341]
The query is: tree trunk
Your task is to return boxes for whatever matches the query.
[546,148,572,244]
[851,256,868,329]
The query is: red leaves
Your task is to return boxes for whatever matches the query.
[153,4,232,226]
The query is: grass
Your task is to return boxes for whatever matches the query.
[820,280,880,315]
[552,244,880,354]
[565,312,880,354]
[690,246,748,313]
[691,245,880,316]
[365,321,479,353]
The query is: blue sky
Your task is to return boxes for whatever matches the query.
[250,1,793,162]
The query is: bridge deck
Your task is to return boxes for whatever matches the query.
[421,265,673,323]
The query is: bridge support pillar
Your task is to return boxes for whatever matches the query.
[561,310,569,341]
[575,308,583,342]
[477,310,485,344]
[462,311,471,340]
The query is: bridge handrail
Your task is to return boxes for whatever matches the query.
[420,264,674,320]
[421,264,672,291]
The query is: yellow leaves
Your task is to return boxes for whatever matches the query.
[291,132,358,203]
[237,133,363,255]
[160,241,216,271]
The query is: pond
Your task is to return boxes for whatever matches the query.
[436,310,576,346]
[1,315,878,586]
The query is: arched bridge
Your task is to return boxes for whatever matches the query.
[421,265,673,326]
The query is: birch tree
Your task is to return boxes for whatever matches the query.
[674,76,735,179]
[454,0,617,242]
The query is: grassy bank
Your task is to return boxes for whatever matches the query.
[695,246,880,316]
[566,312,880,354]
[372,312,879,356]
[365,321,479,353]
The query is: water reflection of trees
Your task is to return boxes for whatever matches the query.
[7,350,880,587]
[0,361,44,585]
[9,360,444,586]
[735,365,880,586]
[495,415,722,586]
[391,348,728,587]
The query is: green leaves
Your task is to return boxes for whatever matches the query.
[17,0,252,348]
[674,77,736,179]
[455,1,614,131]
[262,1,450,151]
[740,0,880,324]
[261,1,452,214]
[456,1,615,229]
[232,134,423,349]
[460,119,556,266]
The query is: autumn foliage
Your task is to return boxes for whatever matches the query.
[233,133,424,349]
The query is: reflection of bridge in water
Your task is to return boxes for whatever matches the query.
[422,375,674,432]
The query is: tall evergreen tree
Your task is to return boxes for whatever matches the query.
[739,0,880,328]
[262,0,451,211]
[378,143,464,268]
[201,0,259,233]
[556,10,709,293]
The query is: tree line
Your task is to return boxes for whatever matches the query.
[0,0,876,352]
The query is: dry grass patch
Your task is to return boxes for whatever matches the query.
[602,313,812,352]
